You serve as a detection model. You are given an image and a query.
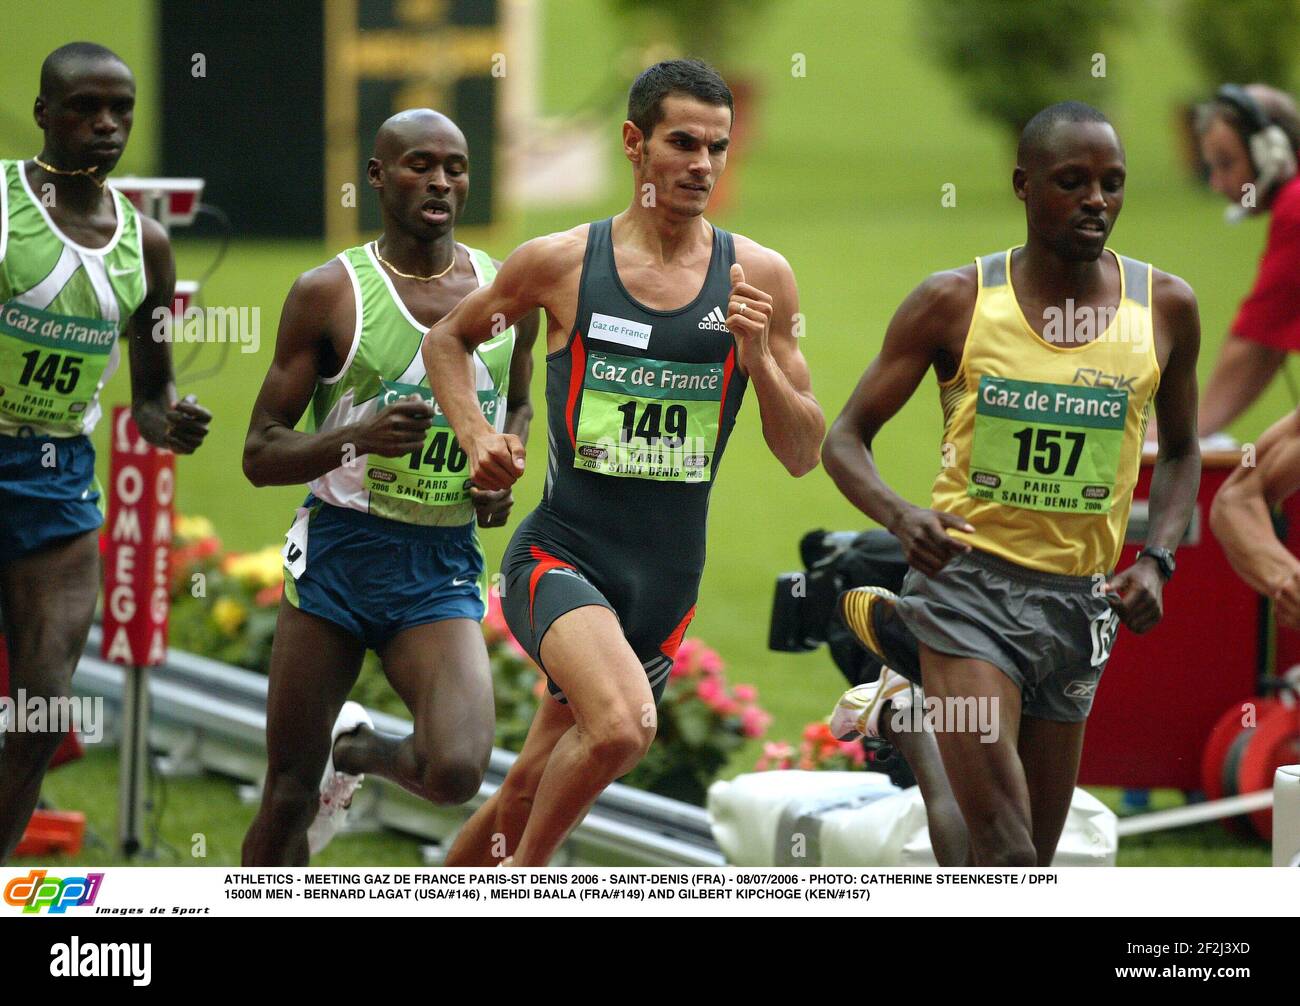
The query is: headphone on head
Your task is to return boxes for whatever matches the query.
[1215,83,1298,202]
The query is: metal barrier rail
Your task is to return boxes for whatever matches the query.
[77,627,725,867]
[1115,790,1274,837]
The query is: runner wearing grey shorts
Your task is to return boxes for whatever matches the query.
[894,549,1120,723]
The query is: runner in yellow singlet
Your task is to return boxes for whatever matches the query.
[823,103,1202,867]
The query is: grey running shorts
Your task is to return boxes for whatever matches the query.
[893,547,1120,722]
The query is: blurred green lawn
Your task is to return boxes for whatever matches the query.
[6,1,1295,865]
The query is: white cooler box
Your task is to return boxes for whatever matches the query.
[708,771,1117,867]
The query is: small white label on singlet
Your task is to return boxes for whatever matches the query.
[589,312,652,350]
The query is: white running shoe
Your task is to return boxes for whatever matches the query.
[307,701,373,855]
[829,668,917,741]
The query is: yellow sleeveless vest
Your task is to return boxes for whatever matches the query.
[930,247,1160,576]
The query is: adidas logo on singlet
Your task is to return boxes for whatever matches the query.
[698,306,729,332]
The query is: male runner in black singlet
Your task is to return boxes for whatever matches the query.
[422,59,824,866]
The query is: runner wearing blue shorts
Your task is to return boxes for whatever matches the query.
[0,44,211,862]
[239,110,538,865]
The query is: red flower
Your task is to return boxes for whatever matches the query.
[254,582,284,607]
[696,677,723,704]
[740,705,771,738]
[755,741,794,771]
[697,647,724,677]
[484,590,530,660]
[193,536,220,559]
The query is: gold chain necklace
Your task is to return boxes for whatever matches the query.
[374,242,456,282]
[33,156,107,190]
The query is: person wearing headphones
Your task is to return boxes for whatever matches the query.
[1195,84,1300,437]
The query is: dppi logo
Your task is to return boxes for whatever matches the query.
[4,870,104,914]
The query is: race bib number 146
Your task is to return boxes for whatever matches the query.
[364,379,499,508]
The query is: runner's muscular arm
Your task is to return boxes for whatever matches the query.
[469,282,541,527]
[422,235,571,490]
[822,269,977,577]
[127,215,211,453]
[1104,271,1202,633]
[1211,408,1300,627]
[502,300,540,445]
[242,263,431,487]
[727,244,823,476]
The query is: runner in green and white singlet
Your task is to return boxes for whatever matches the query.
[0,157,144,440]
[240,110,539,865]
[305,241,515,531]
[0,44,212,863]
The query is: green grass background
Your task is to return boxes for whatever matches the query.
[5,1,1289,865]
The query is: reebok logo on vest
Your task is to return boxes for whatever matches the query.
[1073,367,1136,392]
[698,306,729,332]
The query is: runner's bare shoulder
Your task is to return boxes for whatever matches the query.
[1149,267,1198,370]
[505,224,590,287]
[889,264,978,363]
[1150,267,1197,325]
[733,231,790,271]
[278,257,355,355]
[729,232,793,285]
[137,213,172,268]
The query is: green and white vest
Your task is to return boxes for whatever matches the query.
[0,158,147,437]
[307,241,515,527]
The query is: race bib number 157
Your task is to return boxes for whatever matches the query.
[967,375,1127,514]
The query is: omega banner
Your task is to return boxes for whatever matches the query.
[101,406,174,669]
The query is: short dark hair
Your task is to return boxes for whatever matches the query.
[627,58,733,138]
[40,42,128,99]
[1018,101,1115,165]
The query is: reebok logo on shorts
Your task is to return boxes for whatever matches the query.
[1064,680,1098,699]
[698,306,729,331]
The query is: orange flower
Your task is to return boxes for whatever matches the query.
[254,581,284,607]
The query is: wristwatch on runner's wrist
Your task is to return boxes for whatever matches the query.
[1137,546,1175,581]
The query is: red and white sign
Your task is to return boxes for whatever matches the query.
[108,177,204,231]
[101,406,174,668]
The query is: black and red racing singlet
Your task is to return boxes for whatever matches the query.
[518,216,748,598]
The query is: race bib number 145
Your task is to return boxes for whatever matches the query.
[0,301,116,430]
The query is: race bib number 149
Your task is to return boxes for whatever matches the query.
[574,351,723,482]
